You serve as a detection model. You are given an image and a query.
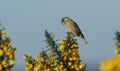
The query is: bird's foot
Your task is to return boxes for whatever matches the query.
[66,32,75,38]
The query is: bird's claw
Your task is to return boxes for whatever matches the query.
[66,32,74,38]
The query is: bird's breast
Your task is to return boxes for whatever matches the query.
[66,22,76,33]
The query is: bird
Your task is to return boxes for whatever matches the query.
[61,17,88,44]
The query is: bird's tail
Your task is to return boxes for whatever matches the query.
[79,35,88,44]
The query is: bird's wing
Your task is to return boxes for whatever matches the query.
[72,21,85,38]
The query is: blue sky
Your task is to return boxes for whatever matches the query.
[0,0,120,71]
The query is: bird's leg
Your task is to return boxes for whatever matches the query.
[68,32,76,37]
[72,34,76,37]
[66,32,73,37]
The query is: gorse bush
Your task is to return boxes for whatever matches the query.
[0,16,120,71]
[1,24,120,71]
[23,30,86,71]
[0,26,16,71]
[100,31,120,71]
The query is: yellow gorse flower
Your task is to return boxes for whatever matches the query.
[0,49,4,56]
[59,39,66,51]
[0,64,2,70]
[100,55,120,71]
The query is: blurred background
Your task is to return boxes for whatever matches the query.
[0,0,120,71]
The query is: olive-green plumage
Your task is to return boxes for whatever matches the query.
[61,17,88,44]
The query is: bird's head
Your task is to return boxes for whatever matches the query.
[61,17,70,25]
